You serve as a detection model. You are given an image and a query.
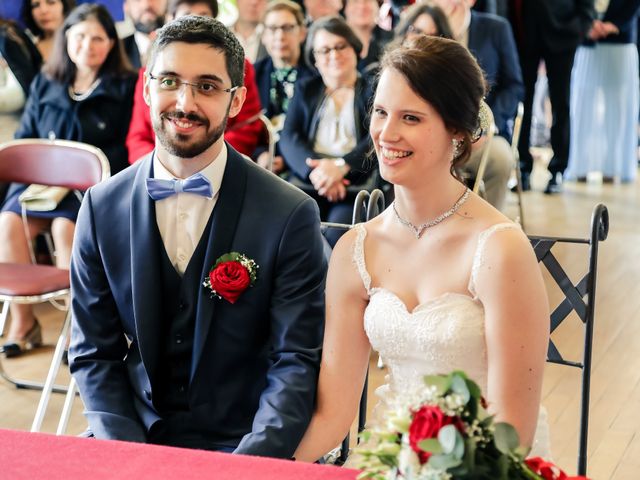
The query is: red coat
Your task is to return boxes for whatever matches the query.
[126,59,263,163]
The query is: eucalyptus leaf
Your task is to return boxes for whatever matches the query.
[438,424,458,453]
[451,374,471,404]
[418,438,443,454]
[429,453,463,470]
[424,375,451,395]
[452,430,465,460]
[494,422,520,454]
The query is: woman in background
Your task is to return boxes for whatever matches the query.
[393,2,454,41]
[566,0,640,183]
[0,3,136,358]
[279,16,376,246]
[22,0,74,61]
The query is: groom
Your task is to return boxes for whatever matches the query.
[69,16,326,458]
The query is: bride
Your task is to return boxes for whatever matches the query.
[294,35,551,462]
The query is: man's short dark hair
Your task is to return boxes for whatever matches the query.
[146,15,245,87]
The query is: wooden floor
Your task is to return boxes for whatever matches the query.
[1,159,639,479]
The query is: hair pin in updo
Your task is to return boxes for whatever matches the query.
[471,100,493,143]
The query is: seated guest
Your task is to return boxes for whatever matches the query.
[394,2,454,41]
[126,0,264,162]
[253,0,313,173]
[279,16,375,246]
[432,0,522,211]
[21,0,73,61]
[0,18,42,141]
[0,4,136,358]
[344,0,392,74]
[231,0,268,63]
[303,0,343,25]
[121,0,167,69]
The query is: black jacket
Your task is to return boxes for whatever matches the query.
[0,25,42,95]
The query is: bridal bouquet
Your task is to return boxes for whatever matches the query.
[354,371,588,480]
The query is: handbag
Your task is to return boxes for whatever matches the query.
[18,184,70,212]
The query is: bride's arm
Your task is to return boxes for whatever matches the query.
[475,228,550,448]
[294,229,371,462]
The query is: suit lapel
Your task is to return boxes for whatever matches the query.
[130,153,163,381]
[191,146,248,379]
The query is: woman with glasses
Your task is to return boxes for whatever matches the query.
[0,3,136,358]
[279,16,376,246]
[253,0,314,174]
[22,0,75,61]
[394,2,454,42]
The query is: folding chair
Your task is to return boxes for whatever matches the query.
[0,138,109,430]
[256,113,280,173]
[320,189,386,466]
[510,102,525,228]
[529,203,608,476]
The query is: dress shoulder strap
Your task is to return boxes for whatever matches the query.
[468,222,521,298]
[352,223,373,295]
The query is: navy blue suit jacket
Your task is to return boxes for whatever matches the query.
[468,11,524,140]
[69,146,326,458]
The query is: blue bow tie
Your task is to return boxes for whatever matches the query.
[146,173,213,201]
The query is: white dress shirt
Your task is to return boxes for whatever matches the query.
[313,89,357,157]
[153,144,227,275]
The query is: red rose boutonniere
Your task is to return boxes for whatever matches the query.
[203,252,258,304]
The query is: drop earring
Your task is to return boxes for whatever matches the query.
[452,138,462,159]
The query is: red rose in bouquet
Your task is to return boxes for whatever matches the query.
[408,405,463,464]
[203,252,258,304]
[525,457,589,480]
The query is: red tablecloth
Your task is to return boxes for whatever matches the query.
[0,429,359,480]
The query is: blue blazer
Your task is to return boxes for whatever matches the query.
[15,72,136,174]
[279,74,374,184]
[468,11,524,140]
[69,147,326,458]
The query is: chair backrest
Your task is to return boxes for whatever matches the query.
[0,139,110,189]
[529,203,608,476]
[256,114,279,172]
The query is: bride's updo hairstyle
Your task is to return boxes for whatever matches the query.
[378,35,487,176]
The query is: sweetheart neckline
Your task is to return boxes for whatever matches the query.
[369,288,479,315]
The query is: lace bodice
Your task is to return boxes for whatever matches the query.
[352,222,551,458]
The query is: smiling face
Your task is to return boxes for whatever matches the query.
[313,29,358,87]
[370,68,456,187]
[66,18,115,73]
[124,0,168,33]
[144,41,245,159]
[344,0,379,30]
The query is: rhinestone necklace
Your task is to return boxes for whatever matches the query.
[392,188,470,239]
[68,78,102,102]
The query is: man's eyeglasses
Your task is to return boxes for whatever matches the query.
[313,42,350,57]
[264,23,299,34]
[148,73,238,97]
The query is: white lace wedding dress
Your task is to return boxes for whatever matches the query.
[351,222,551,459]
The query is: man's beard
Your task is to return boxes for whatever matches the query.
[153,106,230,158]
[134,14,164,34]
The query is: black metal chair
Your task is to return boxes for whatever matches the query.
[529,203,608,475]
